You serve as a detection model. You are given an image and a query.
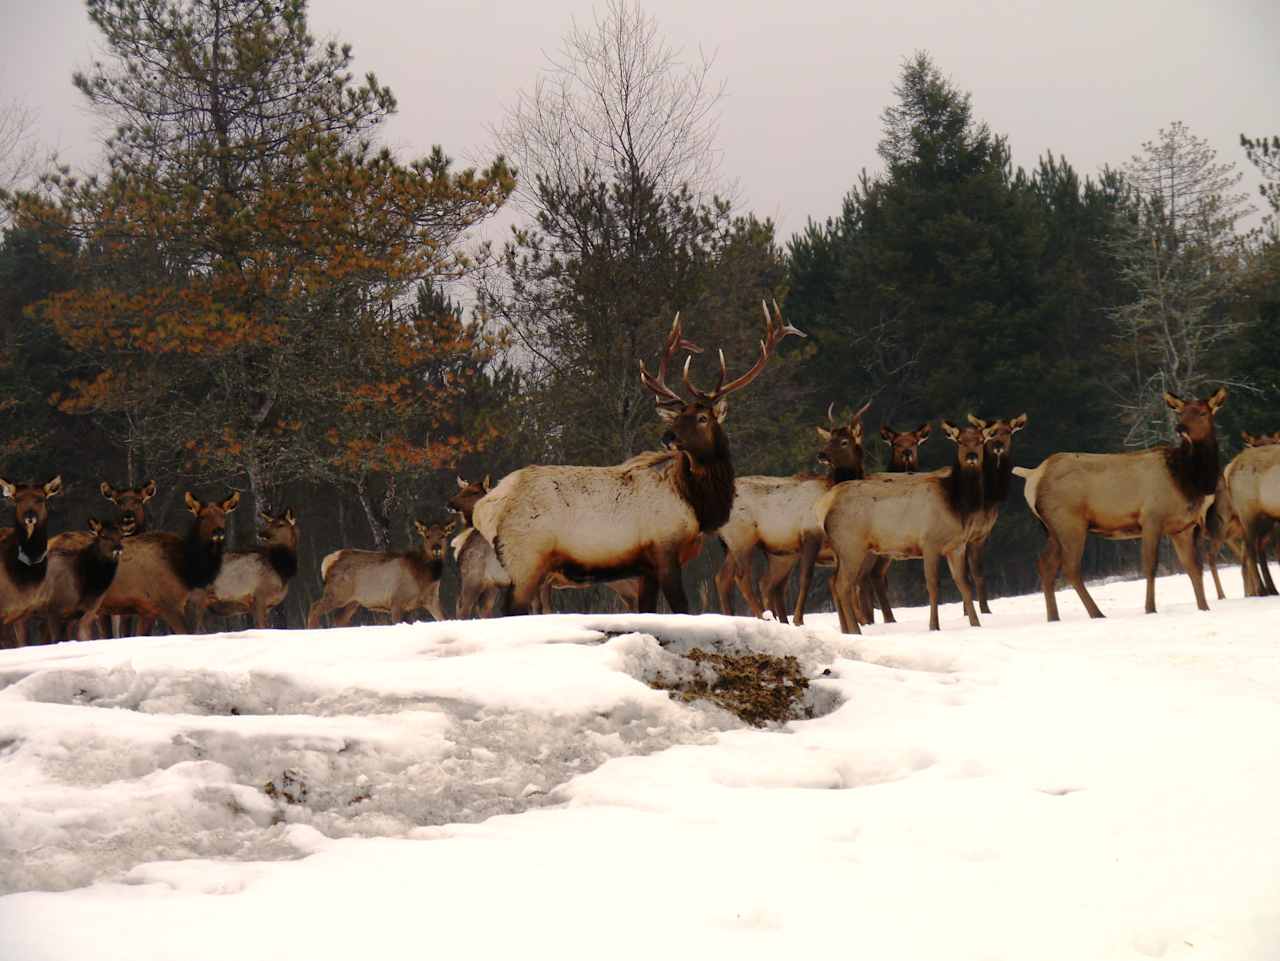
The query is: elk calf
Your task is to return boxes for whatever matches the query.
[818,421,996,634]
[307,520,454,627]
[1224,443,1280,597]
[1015,388,1225,620]
[43,521,126,642]
[96,491,240,635]
[205,509,300,629]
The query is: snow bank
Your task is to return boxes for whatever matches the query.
[2,568,1279,960]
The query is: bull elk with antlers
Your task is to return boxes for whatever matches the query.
[714,401,869,624]
[1015,388,1225,620]
[473,303,803,615]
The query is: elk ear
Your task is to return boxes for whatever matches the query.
[87,517,103,535]
[1242,430,1258,447]
[967,413,989,429]
[442,518,457,536]
[1206,386,1228,413]
[100,481,117,501]
[43,476,63,499]
[482,475,491,492]
[713,399,729,423]
[852,421,864,443]
[917,423,932,441]
[456,475,469,490]
[0,478,13,500]
[414,520,428,536]
[1010,413,1028,432]
[880,425,895,442]
[284,508,296,525]
[140,479,157,502]
[184,491,202,515]
[1163,392,1186,413]
[940,420,961,442]
[656,406,680,425]
[816,426,833,442]
[259,510,273,525]
[982,425,1001,442]
[221,491,241,512]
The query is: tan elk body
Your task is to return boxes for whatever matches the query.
[474,305,801,614]
[1223,443,1280,597]
[1205,431,1279,598]
[42,521,126,642]
[860,423,934,624]
[205,509,300,628]
[1014,388,1225,620]
[818,421,997,634]
[307,520,452,627]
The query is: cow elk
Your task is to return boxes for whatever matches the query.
[0,476,64,645]
[1014,388,1225,620]
[42,520,126,642]
[1205,431,1280,599]
[964,413,1028,614]
[474,303,803,615]
[307,519,454,627]
[1223,442,1280,597]
[204,509,300,629]
[818,420,997,633]
[715,401,869,625]
[864,422,934,623]
[96,491,241,635]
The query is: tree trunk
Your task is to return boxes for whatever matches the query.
[356,479,390,550]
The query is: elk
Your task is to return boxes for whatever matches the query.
[963,413,1029,614]
[307,519,454,627]
[1223,442,1280,597]
[448,477,640,618]
[818,420,997,634]
[1205,431,1279,599]
[1014,388,1225,620]
[474,303,802,615]
[96,491,241,635]
[203,509,300,629]
[863,422,934,624]
[41,520,126,642]
[0,476,64,645]
[714,401,869,625]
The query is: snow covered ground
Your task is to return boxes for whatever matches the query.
[2,567,1278,961]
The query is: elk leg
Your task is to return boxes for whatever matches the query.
[791,535,823,626]
[657,551,690,615]
[456,582,480,619]
[1260,527,1278,596]
[714,550,738,616]
[946,548,981,627]
[306,596,333,629]
[1170,526,1209,612]
[732,549,767,618]
[871,556,895,624]
[967,540,991,615]
[1036,532,1063,622]
[1205,529,1227,600]
[759,553,796,624]
[636,574,660,614]
[426,584,446,622]
[1054,518,1104,619]
[831,560,861,636]
[1139,525,1162,614]
[922,548,943,632]
[609,578,642,613]
[1239,513,1265,597]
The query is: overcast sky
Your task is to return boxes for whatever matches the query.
[2,0,1276,240]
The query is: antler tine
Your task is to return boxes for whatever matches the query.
[683,347,727,402]
[827,401,839,427]
[640,312,701,406]
[704,300,807,402]
[851,400,872,426]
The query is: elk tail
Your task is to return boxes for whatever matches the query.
[1012,465,1044,519]
[320,550,342,582]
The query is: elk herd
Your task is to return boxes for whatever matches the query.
[2,305,1277,647]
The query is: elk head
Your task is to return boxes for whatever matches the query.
[257,508,298,550]
[1242,430,1280,448]
[448,475,492,525]
[184,491,241,546]
[967,413,1028,464]
[941,420,998,470]
[880,423,932,473]
[1164,387,1227,445]
[639,301,805,463]
[101,479,157,536]
[817,401,870,479]
[414,519,457,561]
[1,476,63,546]
[86,517,125,563]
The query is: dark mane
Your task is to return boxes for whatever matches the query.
[1162,433,1220,501]
[829,461,864,485]
[263,544,299,582]
[75,543,120,603]
[405,551,443,583]
[982,447,1015,504]
[175,521,225,589]
[2,526,49,588]
[676,433,736,532]
[942,458,986,519]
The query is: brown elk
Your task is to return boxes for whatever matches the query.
[203,509,300,629]
[448,477,640,618]
[1014,388,1225,620]
[1223,442,1280,597]
[307,519,454,627]
[963,413,1029,614]
[714,401,869,625]
[1205,431,1280,599]
[96,491,241,635]
[818,421,997,634]
[41,520,126,642]
[862,422,935,624]
[474,303,802,615]
[0,476,64,645]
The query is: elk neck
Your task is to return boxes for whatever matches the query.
[4,520,50,586]
[674,434,736,533]
[176,520,225,589]
[942,456,987,519]
[1162,430,1220,501]
[982,446,1015,504]
[264,543,299,582]
[75,541,121,600]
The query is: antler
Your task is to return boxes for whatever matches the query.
[827,401,839,428]
[850,400,871,426]
[639,313,703,408]
[684,300,806,403]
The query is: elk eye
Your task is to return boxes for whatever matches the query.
[697,415,708,425]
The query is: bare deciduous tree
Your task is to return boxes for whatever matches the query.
[0,96,43,227]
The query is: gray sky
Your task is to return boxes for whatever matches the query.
[2,0,1277,240]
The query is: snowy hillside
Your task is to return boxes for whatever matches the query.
[2,569,1278,961]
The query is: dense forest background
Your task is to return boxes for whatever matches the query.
[2,0,1277,627]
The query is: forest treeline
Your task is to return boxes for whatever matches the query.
[2,0,1277,624]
